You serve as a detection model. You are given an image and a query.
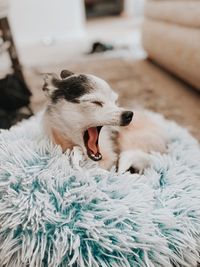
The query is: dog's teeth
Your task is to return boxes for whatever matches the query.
[95,154,102,160]
[90,152,102,161]
[91,153,96,159]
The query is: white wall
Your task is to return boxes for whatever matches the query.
[124,0,145,17]
[1,0,144,68]
[8,0,86,47]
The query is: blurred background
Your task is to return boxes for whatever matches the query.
[0,0,200,140]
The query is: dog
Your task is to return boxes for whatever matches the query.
[42,70,167,173]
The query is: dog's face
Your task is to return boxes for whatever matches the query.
[44,70,133,161]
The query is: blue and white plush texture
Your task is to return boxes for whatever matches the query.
[0,112,200,267]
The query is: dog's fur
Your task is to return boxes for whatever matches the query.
[43,70,167,173]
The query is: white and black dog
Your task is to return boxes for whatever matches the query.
[42,70,167,173]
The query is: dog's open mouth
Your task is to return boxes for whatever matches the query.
[83,126,102,161]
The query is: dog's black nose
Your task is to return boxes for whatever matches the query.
[120,111,134,126]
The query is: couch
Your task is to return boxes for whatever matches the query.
[142,0,200,90]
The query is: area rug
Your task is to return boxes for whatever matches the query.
[0,111,200,267]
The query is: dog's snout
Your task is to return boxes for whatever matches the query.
[120,111,133,126]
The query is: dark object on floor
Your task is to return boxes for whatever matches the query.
[89,41,114,54]
[85,0,124,18]
[0,74,31,111]
[0,107,33,129]
[0,16,33,129]
[0,74,33,129]
[0,109,13,129]
[0,107,32,129]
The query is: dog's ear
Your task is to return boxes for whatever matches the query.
[42,73,59,96]
[60,70,74,79]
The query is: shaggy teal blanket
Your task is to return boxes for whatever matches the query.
[0,112,200,267]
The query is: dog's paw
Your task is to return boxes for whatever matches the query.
[70,146,85,170]
[118,150,152,174]
[126,166,140,174]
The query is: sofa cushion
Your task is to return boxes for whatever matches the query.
[145,1,200,28]
[142,18,200,89]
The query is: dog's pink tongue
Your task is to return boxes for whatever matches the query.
[87,127,98,155]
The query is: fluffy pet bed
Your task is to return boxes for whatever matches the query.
[0,111,200,267]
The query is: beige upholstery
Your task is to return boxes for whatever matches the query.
[145,1,200,28]
[142,0,200,89]
[0,0,9,18]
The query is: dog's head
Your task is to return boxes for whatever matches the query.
[43,70,133,161]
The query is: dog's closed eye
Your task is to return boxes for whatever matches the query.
[91,101,104,107]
